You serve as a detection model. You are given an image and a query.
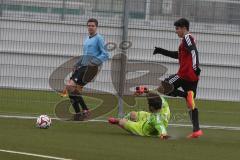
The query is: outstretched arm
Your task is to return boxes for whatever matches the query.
[153,47,178,59]
[154,117,169,140]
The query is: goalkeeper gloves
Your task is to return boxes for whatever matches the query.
[160,134,170,140]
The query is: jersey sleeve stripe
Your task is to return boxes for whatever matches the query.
[168,74,179,84]
[184,34,192,46]
[191,50,197,70]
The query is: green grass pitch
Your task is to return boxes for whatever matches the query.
[0,89,240,160]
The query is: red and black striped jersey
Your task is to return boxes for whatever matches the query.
[177,34,200,82]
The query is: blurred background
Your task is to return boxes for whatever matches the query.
[0,0,240,116]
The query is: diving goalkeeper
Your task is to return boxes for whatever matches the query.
[108,91,170,140]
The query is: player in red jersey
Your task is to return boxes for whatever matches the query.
[153,18,203,138]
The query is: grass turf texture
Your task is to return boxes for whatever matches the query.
[0,88,240,160]
[0,118,240,160]
[1,88,240,126]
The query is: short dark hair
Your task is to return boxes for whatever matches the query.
[87,18,98,27]
[174,18,189,31]
[147,92,162,110]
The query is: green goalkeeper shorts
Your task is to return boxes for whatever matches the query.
[124,120,145,136]
[123,111,150,136]
[136,111,151,121]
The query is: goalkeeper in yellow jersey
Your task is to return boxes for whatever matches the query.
[108,91,170,140]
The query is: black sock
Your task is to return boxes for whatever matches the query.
[175,90,187,98]
[168,89,187,98]
[189,108,200,132]
[77,95,88,111]
[69,95,80,113]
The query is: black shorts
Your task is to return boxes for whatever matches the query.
[164,74,198,98]
[70,65,99,86]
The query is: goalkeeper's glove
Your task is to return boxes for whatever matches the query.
[134,86,149,96]
[160,134,170,140]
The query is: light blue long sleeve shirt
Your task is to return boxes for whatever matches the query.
[76,33,109,67]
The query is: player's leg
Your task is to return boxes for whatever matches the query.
[119,119,145,136]
[124,111,138,121]
[71,66,89,112]
[109,111,143,124]
[124,111,150,122]
[108,110,150,126]
[152,74,188,99]
[181,80,198,110]
[164,74,186,97]
[63,65,91,95]
[65,67,89,120]
[71,65,100,115]
[182,81,203,138]
[136,111,151,121]
[59,67,83,97]
[65,80,83,120]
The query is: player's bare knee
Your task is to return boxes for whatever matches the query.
[66,80,76,93]
[130,112,137,121]
[119,118,127,126]
[66,85,74,93]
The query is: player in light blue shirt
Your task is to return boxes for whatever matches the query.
[62,18,109,121]
[79,33,109,66]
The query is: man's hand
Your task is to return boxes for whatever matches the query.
[160,134,170,140]
[153,47,178,59]
[194,67,201,76]
[153,47,164,55]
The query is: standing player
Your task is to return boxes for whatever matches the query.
[61,18,109,120]
[108,91,170,140]
[153,18,203,138]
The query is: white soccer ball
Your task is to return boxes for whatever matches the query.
[36,115,52,129]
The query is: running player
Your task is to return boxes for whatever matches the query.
[153,18,203,138]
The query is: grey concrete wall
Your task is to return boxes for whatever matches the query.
[0,19,240,101]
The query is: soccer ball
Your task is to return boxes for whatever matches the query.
[36,115,52,129]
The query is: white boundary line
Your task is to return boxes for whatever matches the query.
[1,114,240,131]
[90,119,240,131]
[0,149,73,160]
